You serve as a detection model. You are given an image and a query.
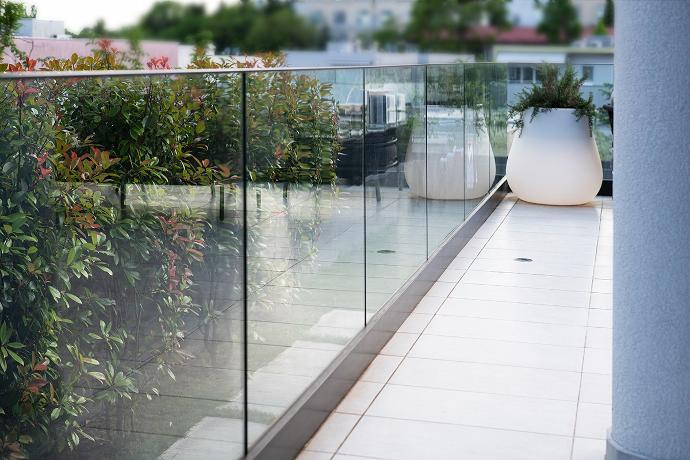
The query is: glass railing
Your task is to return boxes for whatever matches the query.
[0,61,612,459]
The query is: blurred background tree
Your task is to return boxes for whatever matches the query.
[405,0,511,55]
[373,17,406,51]
[0,0,29,57]
[536,0,582,44]
[602,0,614,27]
[75,0,327,54]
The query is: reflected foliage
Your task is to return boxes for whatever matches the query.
[0,49,339,459]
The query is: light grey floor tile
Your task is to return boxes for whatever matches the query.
[583,348,612,375]
[409,334,584,371]
[412,296,445,314]
[306,412,361,453]
[575,403,612,440]
[366,384,577,436]
[297,451,334,460]
[339,416,572,460]
[447,257,474,270]
[425,281,456,298]
[592,278,613,294]
[390,357,581,401]
[580,373,612,405]
[590,292,613,309]
[572,437,607,460]
[450,283,590,308]
[460,270,593,292]
[336,381,385,415]
[469,258,595,278]
[477,247,596,266]
[360,355,403,383]
[424,315,587,347]
[586,327,612,349]
[588,309,612,328]
[438,268,467,283]
[437,298,589,326]
[380,332,419,357]
[332,455,375,460]
[397,313,433,334]
[593,266,613,280]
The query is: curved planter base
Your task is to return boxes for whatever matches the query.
[507,109,603,206]
[405,109,496,200]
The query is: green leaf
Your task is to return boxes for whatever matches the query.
[64,293,82,304]
[80,356,99,365]
[19,434,32,444]
[96,265,113,276]
[7,348,24,365]
[87,371,106,382]
[66,247,77,265]
[48,286,61,300]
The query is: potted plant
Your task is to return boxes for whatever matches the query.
[507,64,602,205]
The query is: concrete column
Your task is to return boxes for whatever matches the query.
[609,1,690,459]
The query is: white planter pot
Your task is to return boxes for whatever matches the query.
[405,109,496,200]
[507,108,602,206]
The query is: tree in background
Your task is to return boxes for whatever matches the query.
[241,2,326,53]
[0,0,27,58]
[373,17,406,51]
[536,0,582,44]
[602,0,614,27]
[209,0,258,53]
[76,0,326,54]
[405,0,511,55]
[593,19,607,36]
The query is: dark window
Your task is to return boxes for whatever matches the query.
[509,66,521,83]
[311,11,324,25]
[334,10,346,25]
[522,66,534,82]
[582,65,594,81]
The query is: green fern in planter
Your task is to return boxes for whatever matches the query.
[509,64,596,134]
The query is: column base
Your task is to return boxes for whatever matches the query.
[606,433,654,460]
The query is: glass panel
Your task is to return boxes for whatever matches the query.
[487,64,509,185]
[464,64,497,218]
[425,64,466,254]
[1,73,245,458]
[364,66,427,318]
[245,68,365,440]
[586,64,614,182]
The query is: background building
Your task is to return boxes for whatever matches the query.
[5,18,194,67]
[294,0,415,42]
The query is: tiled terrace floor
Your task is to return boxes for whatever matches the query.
[299,195,613,460]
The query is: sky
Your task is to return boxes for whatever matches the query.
[26,0,235,32]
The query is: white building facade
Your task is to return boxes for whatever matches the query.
[293,0,415,42]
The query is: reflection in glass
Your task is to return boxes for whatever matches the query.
[0,73,245,459]
[464,64,497,217]
[364,66,427,317]
[244,68,365,440]
[425,64,466,253]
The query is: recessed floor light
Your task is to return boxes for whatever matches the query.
[514,257,533,262]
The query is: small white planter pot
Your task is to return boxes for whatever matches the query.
[507,108,602,206]
[405,109,496,200]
